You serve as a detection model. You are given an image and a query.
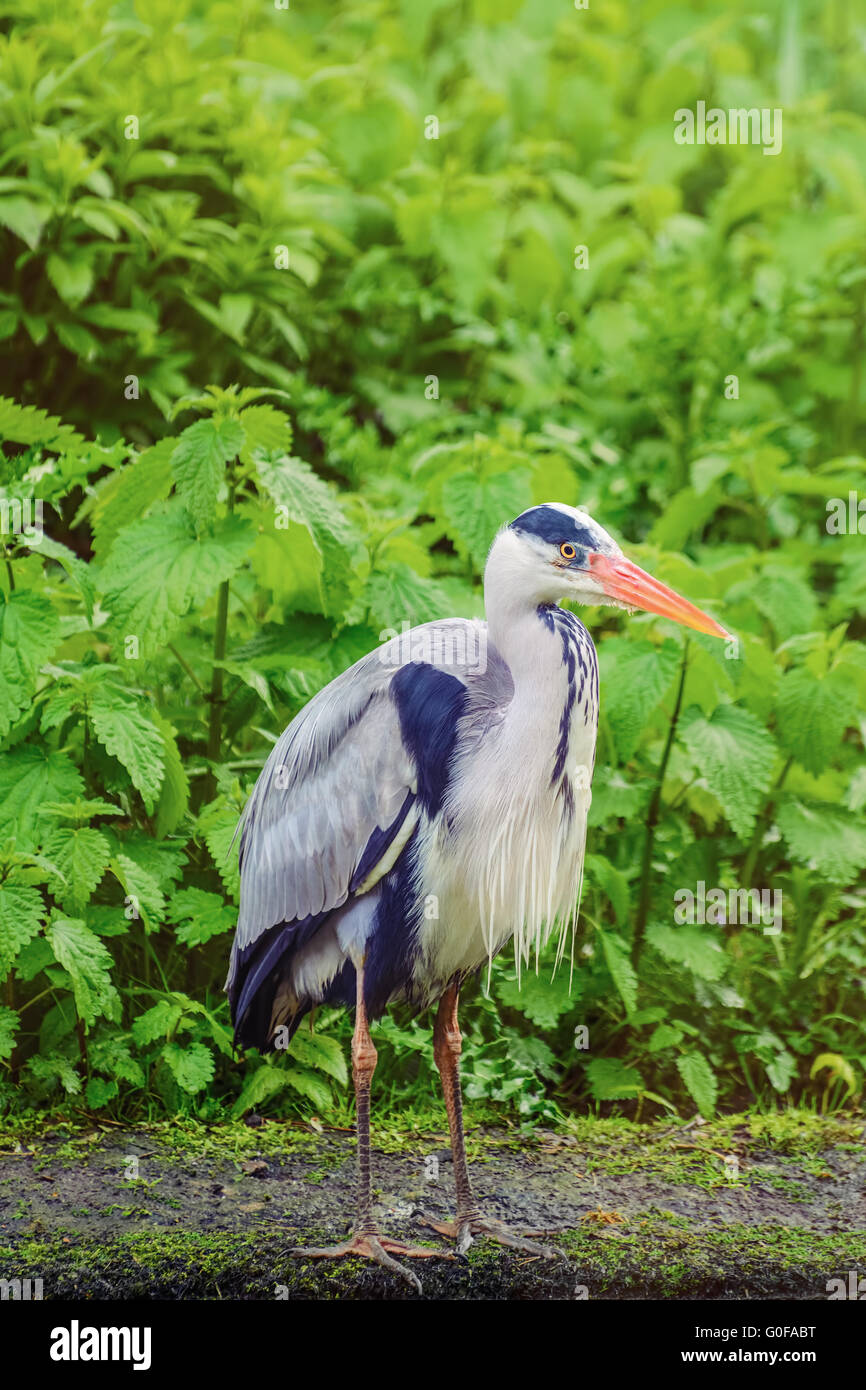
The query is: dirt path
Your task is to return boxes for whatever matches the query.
[1,1115,864,1299]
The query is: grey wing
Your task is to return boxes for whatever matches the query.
[229,617,495,967]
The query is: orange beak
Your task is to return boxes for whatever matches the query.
[588,553,729,639]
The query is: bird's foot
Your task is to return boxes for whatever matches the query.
[419,1212,565,1259]
[291,1231,452,1294]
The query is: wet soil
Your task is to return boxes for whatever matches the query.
[1,1116,864,1300]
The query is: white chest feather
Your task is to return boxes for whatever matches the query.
[417,606,598,991]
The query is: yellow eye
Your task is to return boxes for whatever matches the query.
[560,542,576,560]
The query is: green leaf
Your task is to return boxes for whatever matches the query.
[585,1057,644,1101]
[597,928,638,1015]
[0,197,51,249]
[26,535,95,622]
[45,916,119,1029]
[776,666,858,775]
[0,883,45,975]
[85,1076,119,1108]
[43,825,111,910]
[599,639,680,761]
[168,887,236,946]
[99,503,255,657]
[440,470,532,571]
[648,1022,685,1053]
[132,1000,183,1046]
[238,405,292,462]
[161,1040,214,1094]
[46,252,94,306]
[0,1005,19,1059]
[646,922,728,981]
[87,439,174,558]
[152,710,189,838]
[676,1051,717,1117]
[777,802,866,885]
[287,1029,348,1086]
[171,417,245,532]
[88,685,165,807]
[0,748,84,839]
[680,704,777,838]
[366,564,451,630]
[110,854,165,927]
[198,800,241,902]
[253,453,364,618]
[0,591,61,738]
[495,968,575,1029]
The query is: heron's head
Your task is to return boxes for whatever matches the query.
[490,503,728,638]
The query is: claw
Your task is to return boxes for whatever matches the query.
[418,1213,565,1260]
[292,1231,453,1294]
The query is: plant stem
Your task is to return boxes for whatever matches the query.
[743,755,794,884]
[632,643,689,969]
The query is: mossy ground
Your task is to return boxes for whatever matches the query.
[1,1110,863,1299]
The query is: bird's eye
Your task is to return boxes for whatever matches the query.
[559,542,576,560]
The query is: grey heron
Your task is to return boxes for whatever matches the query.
[226,503,728,1290]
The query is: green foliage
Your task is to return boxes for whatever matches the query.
[0,0,864,1126]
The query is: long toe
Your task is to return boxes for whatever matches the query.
[291,1231,452,1295]
[418,1214,566,1260]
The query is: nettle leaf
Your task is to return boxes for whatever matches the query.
[777,802,866,885]
[646,922,727,981]
[25,1052,82,1096]
[648,1023,685,1053]
[160,1040,215,1094]
[110,854,165,926]
[43,825,111,910]
[46,916,120,1029]
[0,883,45,975]
[676,1051,718,1118]
[287,1030,348,1086]
[168,887,236,946]
[99,502,254,657]
[132,1000,184,1046]
[85,1076,119,1108]
[0,748,84,839]
[88,686,165,808]
[0,396,85,452]
[584,853,630,924]
[599,639,680,761]
[198,799,241,902]
[366,564,451,630]
[440,470,532,571]
[87,438,175,558]
[776,666,858,775]
[681,704,776,838]
[597,928,638,1015]
[231,1061,331,1117]
[496,968,575,1029]
[171,416,245,532]
[89,1034,144,1086]
[238,405,292,461]
[253,452,364,618]
[152,710,189,838]
[585,1057,644,1101]
[750,569,817,641]
[26,535,96,622]
[0,1004,19,1059]
[0,590,61,738]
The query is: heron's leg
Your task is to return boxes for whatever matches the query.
[420,980,564,1259]
[292,960,452,1293]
